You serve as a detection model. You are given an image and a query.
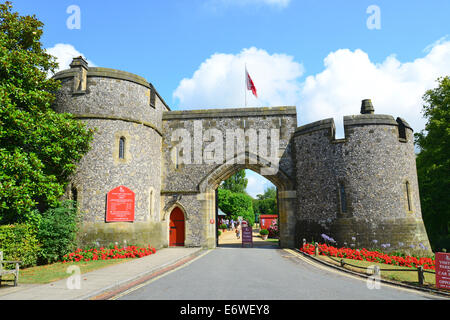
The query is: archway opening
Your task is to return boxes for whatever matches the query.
[215,169,280,249]
[198,151,296,249]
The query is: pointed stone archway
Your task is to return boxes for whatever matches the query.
[197,151,297,248]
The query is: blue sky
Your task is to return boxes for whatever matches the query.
[11,0,450,198]
[13,1,449,98]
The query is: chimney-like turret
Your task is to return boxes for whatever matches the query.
[70,56,88,93]
[360,99,374,114]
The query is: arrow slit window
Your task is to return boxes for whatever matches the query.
[339,182,347,214]
[119,137,126,159]
[71,185,78,203]
[405,181,412,212]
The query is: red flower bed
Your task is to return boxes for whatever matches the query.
[300,243,435,270]
[62,245,156,263]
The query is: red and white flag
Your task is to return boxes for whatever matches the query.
[246,67,257,98]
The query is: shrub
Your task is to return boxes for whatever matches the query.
[219,224,227,230]
[267,220,279,239]
[217,230,222,237]
[0,223,40,268]
[37,201,79,264]
[259,229,269,235]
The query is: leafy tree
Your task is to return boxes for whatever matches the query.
[218,188,255,226]
[414,76,450,251]
[254,186,277,216]
[219,169,248,194]
[256,186,277,200]
[0,2,94,224]
[255,198,277,214]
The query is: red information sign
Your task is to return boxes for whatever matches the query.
[242,226,253,247]
[106,185,135,222]
[260,214,278,230]
[435,252,450,290]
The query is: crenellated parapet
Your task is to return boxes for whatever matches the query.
[53,56,170,135]
[52,57,168,248]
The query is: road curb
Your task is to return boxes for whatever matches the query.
[80,248,207,300]
[292,248,450,299]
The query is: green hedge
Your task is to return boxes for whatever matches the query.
[37,201,79,264]
[0,224,40,268]
[0,201,79,268]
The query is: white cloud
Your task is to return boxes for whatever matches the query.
[174,40,450,138]
[245,170,274,198]
[46,43,95,74]
[423,35,448,53]
[300,41,450,137]
[173,47,304,109]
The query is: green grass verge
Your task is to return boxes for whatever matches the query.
[317,255,437,287]
[1,259,130,285]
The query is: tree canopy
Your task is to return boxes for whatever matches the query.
[414,76,450,251]
[219,169,248,194]
[256,186,277,201]
[0,2,94,224]
[218,188,255,226]
[253,186,277,223]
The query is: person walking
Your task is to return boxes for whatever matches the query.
[236,222,241,239]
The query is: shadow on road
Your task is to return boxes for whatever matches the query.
[217,243,279,249]
[217,228,279,249]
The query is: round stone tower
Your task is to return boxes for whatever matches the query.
[293,100,432,255]
[52,57,169,248]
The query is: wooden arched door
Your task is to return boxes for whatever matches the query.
[169,207,185,247]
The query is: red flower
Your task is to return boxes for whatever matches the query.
[299,242,434,269]
[61,245,157,263]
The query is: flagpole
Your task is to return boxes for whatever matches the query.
[244,63,247,107]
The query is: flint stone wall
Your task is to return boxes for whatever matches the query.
[161,107,297,193]
[293,114,432,254]
[160,107,297,247]
[51,62,432,253]
[53,69,166,248]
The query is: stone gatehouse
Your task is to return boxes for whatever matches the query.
[52,57,432,254]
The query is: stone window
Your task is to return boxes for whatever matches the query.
[71,185,78,203]
[339,182,347,214]
[405,181,412,212]
[114,131,131,165]
[150,85,156,108]
[69,184,80,210]
[396,118,407,142]
[148,188,154,221]
[171,146,179,169]
[119,137,126,159]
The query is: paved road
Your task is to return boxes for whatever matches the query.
[115,244,439,300]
